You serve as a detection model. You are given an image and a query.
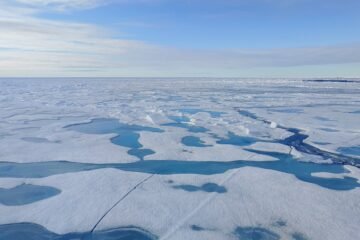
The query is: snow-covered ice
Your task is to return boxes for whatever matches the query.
[0,78,359,240]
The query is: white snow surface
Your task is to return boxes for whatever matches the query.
[0,78,359,240]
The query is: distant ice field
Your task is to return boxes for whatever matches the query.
[0,78,359,240]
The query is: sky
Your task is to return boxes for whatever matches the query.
[0,0,360,77]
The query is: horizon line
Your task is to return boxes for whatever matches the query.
[1,77,359,79]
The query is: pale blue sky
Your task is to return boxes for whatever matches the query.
[1,0,360,77]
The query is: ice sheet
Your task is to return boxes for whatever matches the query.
[0,78,359,240]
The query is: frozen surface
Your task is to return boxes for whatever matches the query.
[0,78,359,240]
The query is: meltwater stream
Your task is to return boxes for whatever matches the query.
[1,149,358,190]
[236,109,360,167]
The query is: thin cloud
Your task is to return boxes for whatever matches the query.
[0,1,359,77]
[10,0,111,11]
[8,0,160,11]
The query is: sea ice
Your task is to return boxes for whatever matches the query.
[0,78,359,240]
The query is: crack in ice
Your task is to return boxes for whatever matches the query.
[235,108,360,167]
[89,174,155,234]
